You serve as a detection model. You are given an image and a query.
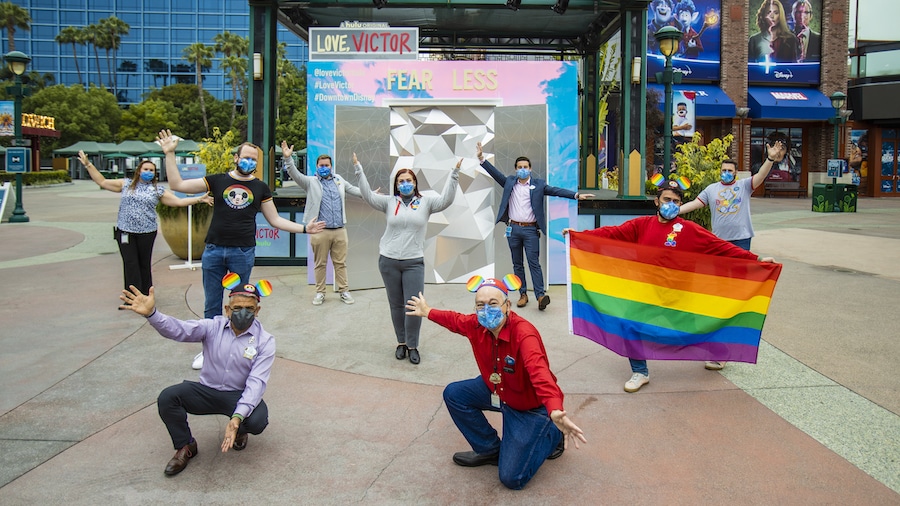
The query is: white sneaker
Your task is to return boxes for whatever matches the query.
[191,352,203,370]
[312,293,325,305]
[624,373,649,393]
[340,292,355,304]
[705,361,726,370]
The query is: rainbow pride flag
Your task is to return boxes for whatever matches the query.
[567,232,782,363]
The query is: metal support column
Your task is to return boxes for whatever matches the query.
[618,5,648,199]
[248,1,279,188]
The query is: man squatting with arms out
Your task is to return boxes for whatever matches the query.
[120,279,274,476]
[405,276,587,489]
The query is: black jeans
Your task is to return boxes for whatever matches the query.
[157,380,269,449]
[116,228,157,294]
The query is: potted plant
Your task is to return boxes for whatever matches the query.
[157,127,238,259]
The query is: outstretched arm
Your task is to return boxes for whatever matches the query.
[159,190,214,208]
[429,159,462,213]
[157,129,207,194]
[550,410,588,450]
[78,150,124,192]
[751,139,787,189]
[261,200,325,234]
[678,198,706,214]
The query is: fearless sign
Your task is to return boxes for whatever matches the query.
[309,26,418,61]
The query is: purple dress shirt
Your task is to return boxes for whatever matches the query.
[147,312,275,419]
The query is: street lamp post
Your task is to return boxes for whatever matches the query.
[829,91,847,186]
[5,50,31,223]
[654,26,683,179]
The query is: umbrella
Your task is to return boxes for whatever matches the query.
[54,141,103,155]
[97,142,121,154]
[137,152,164,158]
[102,152,134,158]
[115,140,160,155]
[175,139,201,154]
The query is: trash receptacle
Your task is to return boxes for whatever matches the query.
[836,184,858,212]
[811,183,837,212]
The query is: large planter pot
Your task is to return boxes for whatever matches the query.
[158,207,212,260]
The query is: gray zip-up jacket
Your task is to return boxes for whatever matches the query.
[284,156,362,225]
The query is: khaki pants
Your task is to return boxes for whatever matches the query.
[310,227,349,293]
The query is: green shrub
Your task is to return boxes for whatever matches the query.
[0,170,71,186]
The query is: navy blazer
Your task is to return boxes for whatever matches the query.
[481,159,577,235]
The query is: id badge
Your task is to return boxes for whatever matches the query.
[120,232,129,244]
[491,393,501,408]
[505,225,512,237]
[243,346,257,360]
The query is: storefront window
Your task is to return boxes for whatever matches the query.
[882,140,896,193]
[750,126,803,182]
[849,130,867,191]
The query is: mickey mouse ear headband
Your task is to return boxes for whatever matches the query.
[222,273,272,300]
[650,174,691,191]
[466,274,523,295]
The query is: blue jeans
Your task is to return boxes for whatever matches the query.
[443,377,562,490]
[729,238,752,251]
[508,224,544,299]
[629,358,649,376]
[201,243,255,318]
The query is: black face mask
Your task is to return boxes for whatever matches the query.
[230,307,256,331]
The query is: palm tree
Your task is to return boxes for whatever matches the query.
[55,25,84,85]
[0,1,30,52]
[220,55,247,126]
[214,31,248,126]
[83,23,104,87]
[99,16,129,94]
[183,42,215,137]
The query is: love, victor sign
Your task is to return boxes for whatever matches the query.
[309,24,419,61]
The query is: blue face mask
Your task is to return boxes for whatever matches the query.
[398,181,415,196]
[317,165,332,178]
[476,305,505,330]
[659,201,680,220]
[140,171,154,182]
[237,157,257,174]
[516,168,531,180]
[721,171,735,184]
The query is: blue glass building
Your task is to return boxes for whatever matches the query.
[7,0,309,104]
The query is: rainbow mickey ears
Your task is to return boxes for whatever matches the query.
[222,273,272,300]
[651,174,691,191]
[466,274,523,295]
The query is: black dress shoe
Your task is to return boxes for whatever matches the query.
[232,432,248,451]
[453,450,499,467]
[164,439,198,476]
[408,348,420,364]
[547,439,565,460]
[538,295,551,311]
[395,344,408,360]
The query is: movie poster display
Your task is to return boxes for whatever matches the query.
[647,0,722,82]
[748,0,822,84]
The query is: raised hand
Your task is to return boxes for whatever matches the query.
[281,141,293,159]
[156,129,178,155]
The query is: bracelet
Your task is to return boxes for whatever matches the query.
[301,223,306,234]
[231,413,244,421]
[146,308,157,318]
[766,156,775,163]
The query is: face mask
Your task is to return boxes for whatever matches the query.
[230,307,256,331]
[476,305,505,330]
[398,181,415,196]
[140,171,154,182]
[659,201,680,220]
[721,171,735,184]
[516,168,531,180]
[237,157,257,175]
[316,165,332,178]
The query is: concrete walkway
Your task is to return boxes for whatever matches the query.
[0,181,898,505]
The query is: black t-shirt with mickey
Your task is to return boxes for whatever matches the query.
[204,172,273,247]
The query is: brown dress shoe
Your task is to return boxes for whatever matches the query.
[538,295,551,311]
[517,293,528,307]
[232,432,249,451]
[164,439,198,476]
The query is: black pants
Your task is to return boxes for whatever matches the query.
[116,228,157,294]
[157,380,269,449]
